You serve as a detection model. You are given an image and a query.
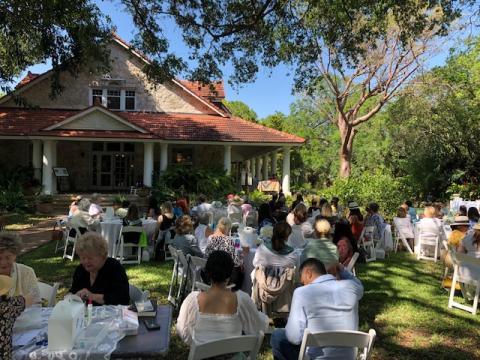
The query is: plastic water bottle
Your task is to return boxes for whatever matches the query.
[234,236,240,250]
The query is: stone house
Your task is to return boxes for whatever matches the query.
[0,36,303,194]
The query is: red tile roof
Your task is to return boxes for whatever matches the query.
[0,107,304,144]
[177,80,225,99]
[17,72,40,88]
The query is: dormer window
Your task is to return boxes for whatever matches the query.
[90,88,136,111]
[125,91,136,110]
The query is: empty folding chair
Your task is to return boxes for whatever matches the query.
[393,218,414,254]
[188,331,264,360]
[298,329,376,360]
[167,246,190,308]
[115,226,143,265]
[63,224,81,261]
[53,219,68,254]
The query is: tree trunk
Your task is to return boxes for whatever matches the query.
[338,119,355,178]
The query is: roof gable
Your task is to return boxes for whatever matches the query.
[44,106,148,133]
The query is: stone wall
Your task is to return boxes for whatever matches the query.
[2,43,204,114]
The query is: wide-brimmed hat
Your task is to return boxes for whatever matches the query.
[0,275,13,296]
[451,216,469,226]
[231,195,244,206]
[348,201,360,210]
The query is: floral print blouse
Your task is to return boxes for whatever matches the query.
[205,235,243,267]
[1,295,26,360]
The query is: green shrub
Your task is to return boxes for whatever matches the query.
[446,183,480,200]
[318,169,412,219]
[0,182,25,211]
[153,166,236,202]
[249,190,272,207]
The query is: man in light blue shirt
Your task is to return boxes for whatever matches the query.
[271,258,364,360]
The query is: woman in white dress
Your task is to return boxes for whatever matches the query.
[195,212,213,254]
[176,250,268,355]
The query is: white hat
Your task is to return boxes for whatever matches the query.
[451,216,469,226]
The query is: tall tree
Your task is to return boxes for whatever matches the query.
[0,0,111,96]
[123,0,465,177]
[223,100,258,122]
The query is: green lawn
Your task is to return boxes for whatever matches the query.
[19,243,480,360]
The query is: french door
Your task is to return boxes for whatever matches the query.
[91,143,135,190]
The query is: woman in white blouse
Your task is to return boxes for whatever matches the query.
[393,207,415,249]
[176,250,268,348]
[253,222,298,268]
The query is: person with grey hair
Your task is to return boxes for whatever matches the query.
[195,212,213,253]
[70,198,100,233]
[0,232,40,305]
[70,232,130,305]
[204,217,247,290]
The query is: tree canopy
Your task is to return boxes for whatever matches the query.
[222,100,258,122]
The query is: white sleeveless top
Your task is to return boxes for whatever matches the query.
[195,224,208,253]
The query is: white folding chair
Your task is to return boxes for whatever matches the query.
[53,219,68,254]
[115,226,143,265]
[129,284,150,303]
[38,281,60,307]
[347,252,360,276]
[417,231,440,262]
[187,255,208,292]
[393,219,414,254]
[448,252,480,315]
[188,331,264,360]
[359,226,376,262]
[245,210,258,228]
[156,228,173,261]
[63,224,81,261]
[167,246,189,308]
[298,329,376,360]
[229,212,244,226]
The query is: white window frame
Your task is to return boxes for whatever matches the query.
[89,88,136,111]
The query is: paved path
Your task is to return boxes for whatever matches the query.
[17,215,64,254]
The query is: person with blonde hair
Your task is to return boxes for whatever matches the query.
[300,219,338,267]
[204,217,246,290]
[70,232,130,305]
[0,232,40,304]
[171,216,203,257]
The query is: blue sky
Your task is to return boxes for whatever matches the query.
[20,1,475,119]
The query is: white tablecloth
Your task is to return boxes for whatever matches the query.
[13,306,130,360]
[101,219,157,257]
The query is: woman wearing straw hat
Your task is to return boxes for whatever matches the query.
[1,275,33,360]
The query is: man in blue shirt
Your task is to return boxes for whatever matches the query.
[270,258,364,360]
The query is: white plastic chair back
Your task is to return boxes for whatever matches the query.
[448,252,480,314]
[116,226,143,265]
[104,206,115,220]
[187,255,208,292]
[38,281,60,307]
[298,329,376,360]
[54,219,68,254]
[346,252,360,276]
[359,226,376,262]
[417,231,440,262]
[188,331,264,360]
[228,212,244,225]
[245,210,258,228]
[393,218,414,254]
[63,223,81,261]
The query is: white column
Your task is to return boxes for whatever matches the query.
[32,140,42,181]
[251,158,256,178]
[143,142,154,187]
[263,154,269,180]
[42,140,54,195]
[160,143,168,173]
[282,146,291,195]
[256,157,262,181]
[223,145,232,175]
[271,150,277,177]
